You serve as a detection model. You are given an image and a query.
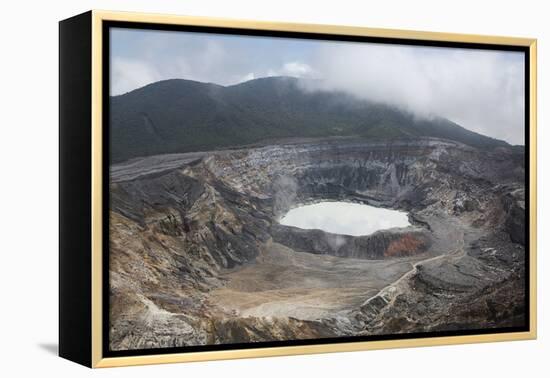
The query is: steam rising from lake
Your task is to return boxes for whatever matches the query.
[279,202,410,236]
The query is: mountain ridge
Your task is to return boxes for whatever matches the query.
[110,76,508,163]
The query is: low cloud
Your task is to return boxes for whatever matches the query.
[305,43,525,144]
[267,62,316,78]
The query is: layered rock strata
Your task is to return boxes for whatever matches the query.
[109,137,526,350]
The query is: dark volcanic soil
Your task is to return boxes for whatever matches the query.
[108,137,526,351]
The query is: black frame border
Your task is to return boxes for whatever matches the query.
[101,20,531,359]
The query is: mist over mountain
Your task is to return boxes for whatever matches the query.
[110,76,508,163]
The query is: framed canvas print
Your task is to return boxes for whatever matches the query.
[59,10,537,368]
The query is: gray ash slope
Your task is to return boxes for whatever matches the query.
[109,136,526,350]
[110,77,508,163]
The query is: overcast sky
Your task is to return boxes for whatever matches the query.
[110,27,525,145]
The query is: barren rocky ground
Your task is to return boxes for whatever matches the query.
[108,137,526,350]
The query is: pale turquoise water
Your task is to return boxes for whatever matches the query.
[279,201,410,236]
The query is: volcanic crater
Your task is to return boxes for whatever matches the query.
[108,136,526,350]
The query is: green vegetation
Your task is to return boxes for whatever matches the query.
[110,76,508,163]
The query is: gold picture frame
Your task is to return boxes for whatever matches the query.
[59,9,537,368]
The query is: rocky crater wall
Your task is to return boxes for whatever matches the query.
[108,137,527,350]
[271,224,431,259]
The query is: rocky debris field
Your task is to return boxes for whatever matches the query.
[108,137,526,350]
